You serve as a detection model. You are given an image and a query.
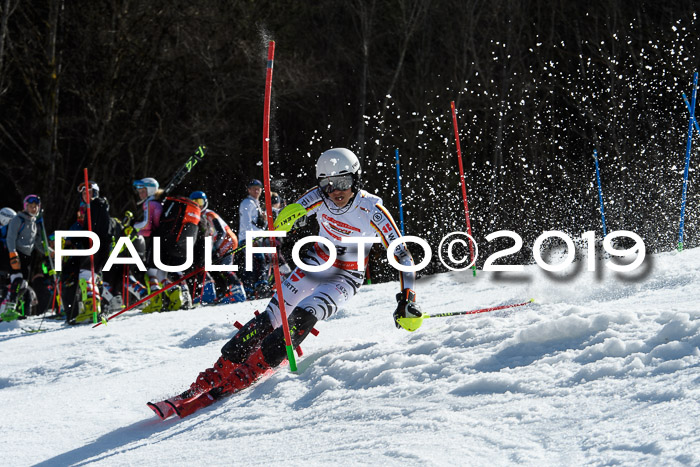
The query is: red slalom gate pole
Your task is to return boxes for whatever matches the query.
[83,168,99,323]
[261,40,297,372]
[424,299,535,319]
[450,101,477,277]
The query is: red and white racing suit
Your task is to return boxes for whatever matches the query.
[264,187,416,328]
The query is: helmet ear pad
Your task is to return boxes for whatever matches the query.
[352,173,363,193]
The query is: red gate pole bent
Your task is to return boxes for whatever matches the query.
[261,41,297,371]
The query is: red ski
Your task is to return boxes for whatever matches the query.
[147,366,278,421]
[147,390,220,420]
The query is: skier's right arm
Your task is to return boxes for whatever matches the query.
[294,187,323,217]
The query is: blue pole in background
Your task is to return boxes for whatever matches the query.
[678,72,698,251]
[394,149,405,235]
[682,93,700,138]
[593,150,608,237]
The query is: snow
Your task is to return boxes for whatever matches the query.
[1,248,699,466]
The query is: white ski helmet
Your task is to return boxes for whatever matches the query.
[0,207,16,226]
[133,177,159,197]
[316,148,361,178]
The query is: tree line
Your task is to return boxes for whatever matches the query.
[1,0,698,279]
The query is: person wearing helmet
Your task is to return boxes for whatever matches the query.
[61,181,118,324]
[189,191,246,304]
[131,178,167,313]
[0,196,45,320]
[237,179,272,298]
[178,148,420,400]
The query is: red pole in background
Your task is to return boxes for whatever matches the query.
[83,168,99,323]
[450,101,477,277]
[261,41,297,371]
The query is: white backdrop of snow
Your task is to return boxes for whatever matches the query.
[1,248,699,466]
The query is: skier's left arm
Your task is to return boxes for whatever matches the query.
[369,203,422,331]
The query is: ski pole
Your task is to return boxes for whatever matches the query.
[678,72,698,252]
[424,299,534,319]
[450,101,477,276]
[396,299,534,331]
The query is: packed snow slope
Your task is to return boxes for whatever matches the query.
[1,248,699,466]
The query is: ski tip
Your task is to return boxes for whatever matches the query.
[147,401,175,421]
[147,402,165,420]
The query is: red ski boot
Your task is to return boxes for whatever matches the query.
[188,355,238,396]
[221,347,275,394]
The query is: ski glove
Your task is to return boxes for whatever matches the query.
[394,288,423,332]
[254,214,268,229]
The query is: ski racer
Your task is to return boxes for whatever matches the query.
[182,148,423,400]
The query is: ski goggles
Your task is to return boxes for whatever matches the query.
[318,174,354,194]
[78,181,99,193]
[192,198,206,207]
[24,195,41,205]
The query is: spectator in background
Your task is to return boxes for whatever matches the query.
[62,181,118,324]
[238,179,271,298]
[0,196,44,320]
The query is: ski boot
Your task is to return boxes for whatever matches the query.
[0,300,20,322]
[165,286,183,311]
[193,281,217,305]
[215,283,247,304]
[128,278,148,301]
[142,292,164,313]
[74,299,101,323]
[222,348,273,393]
[74,296,101,323]
[74,278,102,323]
[180,285,193,310]
[186,355,239,397]
[189,348,272,396]
[105,294,124,314]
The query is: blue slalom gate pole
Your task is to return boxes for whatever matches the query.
[394,149,405,235]
[593,150,608,237]
[682,93,700,138]
[678,72,698,251]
